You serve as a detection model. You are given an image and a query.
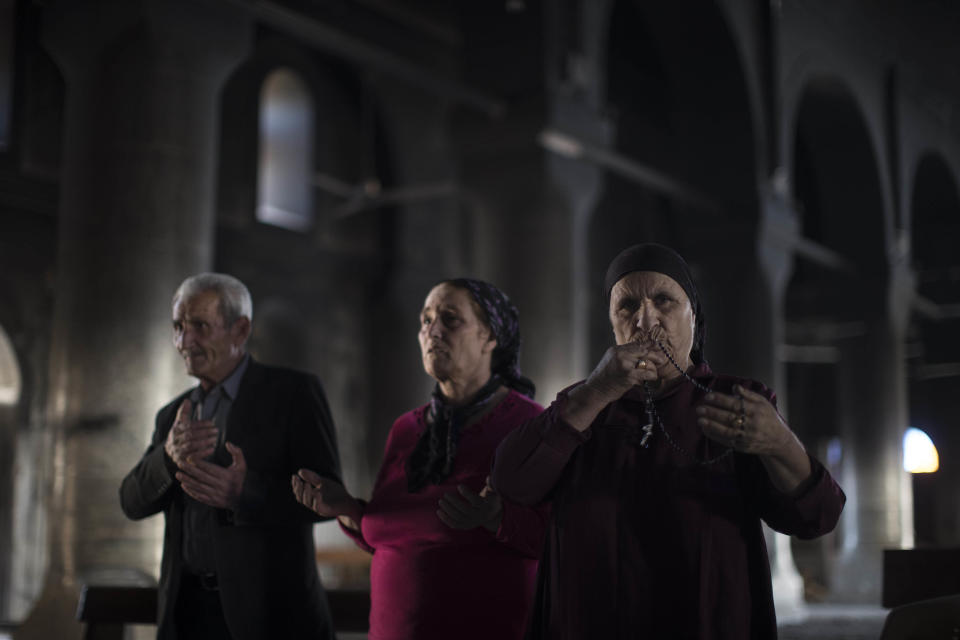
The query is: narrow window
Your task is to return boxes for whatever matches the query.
[0,326,20,406]
[256,68,314,231]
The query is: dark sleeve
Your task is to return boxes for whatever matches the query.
[119,402,181,520]
[744,453,846,539]
[491,389,591,507]
[233,373,344,526]
[494,498,551,558]
[734,378,846,538]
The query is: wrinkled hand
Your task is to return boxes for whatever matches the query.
[176,442,246,510]
[291,468,358,520]
[696,385,794,456]
[437,478,503,533]
[584,340,667,403]
[164,399,218,468]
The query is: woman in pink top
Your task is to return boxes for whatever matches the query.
[292,278,547,640]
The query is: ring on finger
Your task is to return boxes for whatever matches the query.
[636,359,647,370]
[736,395,747,431]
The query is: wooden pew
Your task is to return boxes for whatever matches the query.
[882,548,960,607]
[76,585,156,640]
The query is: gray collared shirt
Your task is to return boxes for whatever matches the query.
[181,353,250,575]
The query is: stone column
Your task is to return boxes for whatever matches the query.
[545,102,612,384]
[452,98,581,402]
[0,403,15,622]
[756,193,807,619]
[16,2,250,637]
[690,189,807,618]
[831,266,913,603]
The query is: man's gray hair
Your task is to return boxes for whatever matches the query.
[173,273,253,327]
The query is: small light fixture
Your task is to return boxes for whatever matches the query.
[903,427,939,473]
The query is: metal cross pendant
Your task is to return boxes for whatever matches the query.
[640,381,657,448]
[640,422,654,447]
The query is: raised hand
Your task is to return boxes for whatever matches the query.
[584,340,667,402]
[558,339,666,433]
[176,441,247,510]
[164,398,218,468]
[437,478,503,533]
[291,469,362,524]
[695,385,794,456]
[696,384,812,493]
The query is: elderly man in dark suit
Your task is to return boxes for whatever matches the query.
[120,273,342,640]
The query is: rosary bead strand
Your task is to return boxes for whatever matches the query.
[638,336,731,465]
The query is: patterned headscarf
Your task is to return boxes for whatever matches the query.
[405,278,534,492]
[446,278,535,399]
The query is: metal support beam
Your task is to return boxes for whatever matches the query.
[221,0,506,118]
[791,235,857,273]
[777,344,841,364]
[538,131,952,329]
[537,129,724,216]
[912,296,960,321]
[540,130,857,272]
[913,362,960,380]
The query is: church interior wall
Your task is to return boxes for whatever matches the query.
[0,0,958,630]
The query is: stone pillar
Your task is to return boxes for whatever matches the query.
[453,98,580,402]
[756,193,807,619]
[0,403,15,622]
[831,266,913,603]
[546,100,611,385]
[691,189,807,618]
[16,2,250,637]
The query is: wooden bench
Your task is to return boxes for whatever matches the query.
[76,585,156,640]
[883,548,960,608]
[76,584,370,639]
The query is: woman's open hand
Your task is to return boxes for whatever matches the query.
[695,385,793,456]
[695,385,812,493]
[291,468,361,522]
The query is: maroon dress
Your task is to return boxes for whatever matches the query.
[342,390,548,640]
[492,363,845,640]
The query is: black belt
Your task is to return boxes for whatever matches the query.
[183,571,219,591]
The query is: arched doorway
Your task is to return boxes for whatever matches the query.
[907,152,960,547]
[786,77,900,603]
[588,0,760,370]
[0,323,23,622]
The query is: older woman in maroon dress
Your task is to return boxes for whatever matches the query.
[492,243,845,639]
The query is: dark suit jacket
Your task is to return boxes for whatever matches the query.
[119,359,342,640]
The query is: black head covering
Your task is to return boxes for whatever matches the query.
[405,278,534,492]
[603,243,706,364]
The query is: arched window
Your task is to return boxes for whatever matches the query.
[0,326,20,406]
[256,68,314,231]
